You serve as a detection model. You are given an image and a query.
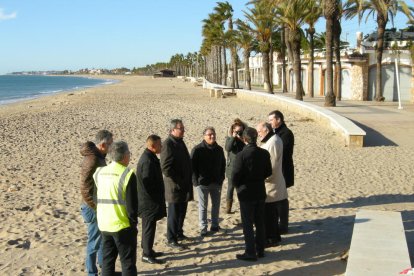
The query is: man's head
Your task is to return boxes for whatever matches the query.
[146,134,162,154]
[95,130,113,154]
[268,110,284,129]
[169,119,185,139]
[242,127,258,144]
[203,127,216,145]
[256,122,272,141]
[109,141,131,166]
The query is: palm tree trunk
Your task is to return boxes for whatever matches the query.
[308,27,315,97]
[262,49,272,93]
[244,50,252,90]
[324,7,336,106]
[281,26,288,93]
[222,46,227,85]
[334,18,342,101]
[291,29,304,100]
[375,15,386,101]
[231,49,236,87]
[269,44,274,92]
[232,48,239,88]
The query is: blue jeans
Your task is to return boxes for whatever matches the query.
[197,184,221,230]
[81,203,103,276]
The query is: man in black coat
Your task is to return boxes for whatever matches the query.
[161,119,193,250]
[136,135,167,264]
[232,127,272,261]
[191,127,225,236]
[268,110,294,234]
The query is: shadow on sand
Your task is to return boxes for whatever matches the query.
[348,119,398,147]
[116,194,413,275]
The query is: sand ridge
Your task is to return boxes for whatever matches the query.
[0,76,413,275]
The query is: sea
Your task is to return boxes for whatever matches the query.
[0,75,116,105]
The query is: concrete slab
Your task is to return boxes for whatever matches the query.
[346,209,411,276]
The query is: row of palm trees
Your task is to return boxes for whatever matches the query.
[199,0,413,106]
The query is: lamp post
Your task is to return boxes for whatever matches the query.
[391,41,403,110]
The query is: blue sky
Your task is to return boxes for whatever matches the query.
[0,0,412,74]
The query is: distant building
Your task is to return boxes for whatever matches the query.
[238,30,414,102]
[153,69,175,78]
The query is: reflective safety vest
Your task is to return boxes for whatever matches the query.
[93,162,134,232]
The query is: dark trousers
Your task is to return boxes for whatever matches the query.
[226,178,235,201]
[264,202,281,241]
[141,215,157,257]
[167,202,188,242]
[239,200,265,256]
[101,227,137,276]
[276,198,289,231]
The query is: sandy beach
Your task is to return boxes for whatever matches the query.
[0,76,413,275]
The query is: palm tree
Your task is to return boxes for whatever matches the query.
[344,0,414,101]
[305,0,323,98]
[276,0,311,100]
[202,13,226,84]
[244,0,276,93]
[323,0,339,106]
[236,19,255,90]
[215,1,239,88]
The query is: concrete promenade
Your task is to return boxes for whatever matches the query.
[268,89,414,148]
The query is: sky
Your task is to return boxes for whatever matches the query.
[0,0,413,75]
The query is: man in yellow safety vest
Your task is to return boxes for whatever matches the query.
[93,141,138,276]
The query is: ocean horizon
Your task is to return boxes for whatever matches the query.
[0,75,116,105]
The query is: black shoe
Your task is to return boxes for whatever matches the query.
[151,250,164,258]
[257,251,265,258]
[200,228,208,237]
[210,226,220,232]
[177,234,189,241]
[166,241,185,250]
[265,238,280,248]
[142,256,165,264]
[236,253,257,262]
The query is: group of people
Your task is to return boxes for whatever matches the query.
[79,110,295,275]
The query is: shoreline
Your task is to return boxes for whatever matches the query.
[0,74,120,107]
[0,76,413,275]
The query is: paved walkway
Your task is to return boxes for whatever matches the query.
[253,87,414,147]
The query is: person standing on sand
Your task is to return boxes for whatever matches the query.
[268,110,294,234]
[232,127,272,261]
[191,127,226,237]
[94,141,138,276]
[224,119,246,214]
[256,122,287,247]
[136,135,167,264]
[80,130,113,276]
[161,119,193,250]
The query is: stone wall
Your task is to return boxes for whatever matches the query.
[350,62,369,100]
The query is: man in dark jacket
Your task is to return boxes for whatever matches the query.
[191,127,225,236]
[137,135,167,264]
[161,119,193,250]
[268,110,294,234]
[80,130,113,276]
[232,127,272,261]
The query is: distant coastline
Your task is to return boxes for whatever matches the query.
[0,75,118,106]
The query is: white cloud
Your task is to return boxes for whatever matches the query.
[0,8,17,21]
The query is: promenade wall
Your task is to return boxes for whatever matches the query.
[203,80,366,147]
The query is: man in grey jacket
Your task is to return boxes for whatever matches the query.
[161,119,193,250]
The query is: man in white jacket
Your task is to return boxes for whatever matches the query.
[256,122,288,247]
